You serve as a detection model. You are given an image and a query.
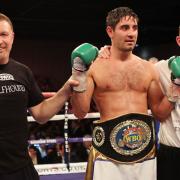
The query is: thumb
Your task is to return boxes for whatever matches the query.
[68,77,79,87]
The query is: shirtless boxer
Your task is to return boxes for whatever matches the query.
[71,7,173,180]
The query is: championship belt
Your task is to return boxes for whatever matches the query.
[92,113,156,163]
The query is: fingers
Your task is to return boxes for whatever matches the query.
[42,92,56,98]
[98,45,111,59]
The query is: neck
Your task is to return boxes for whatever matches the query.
[0,57,9,65]
[110,46,133,61]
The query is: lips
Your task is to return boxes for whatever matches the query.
[125,41,135,46]
[125,40,134,43]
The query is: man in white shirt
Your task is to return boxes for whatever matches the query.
[155,25,180,180]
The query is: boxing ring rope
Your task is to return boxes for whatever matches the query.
[35,162,87,175]
[27,112,100,122]
[29,137,92,145]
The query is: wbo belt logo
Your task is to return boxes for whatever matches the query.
[122,126,145,148]
[110,119,151,156]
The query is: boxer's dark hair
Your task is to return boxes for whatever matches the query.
[0,13,14,31]
[106,7,139,30]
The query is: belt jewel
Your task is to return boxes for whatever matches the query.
[93,126,105,147]
[110,119,151,156]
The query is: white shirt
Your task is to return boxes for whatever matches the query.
[155,60,180,147]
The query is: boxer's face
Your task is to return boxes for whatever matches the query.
[106,16,138,52]
[0,20,14,64]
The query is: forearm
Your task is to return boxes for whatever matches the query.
[152,96,174,121]
[30,84,71,124]
[71,92,90,119]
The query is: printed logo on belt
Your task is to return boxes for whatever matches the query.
[93,126,105,147]
[110,120,151,156]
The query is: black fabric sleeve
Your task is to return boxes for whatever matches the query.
[26,67,44,108]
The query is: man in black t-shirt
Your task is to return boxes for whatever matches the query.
[0,13,78,180]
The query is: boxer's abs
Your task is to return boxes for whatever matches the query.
[94,90,148,121]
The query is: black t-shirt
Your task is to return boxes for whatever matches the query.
[0,59,44,174]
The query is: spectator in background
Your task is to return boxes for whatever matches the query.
[28,145,43,165]
[81,134,92,161]
[56,143,80,163]
[42,144,60,164]
[37,144,47,159]
[69,120,85,138]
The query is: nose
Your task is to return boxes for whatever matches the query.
[127,28,137,37]
[128,31,136,38]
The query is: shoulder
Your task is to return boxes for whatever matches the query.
[133,55,153,70]
[92,57,107,65]
[132,54,146,63]
[89,57,106,70]
[10,58,31,71]
[136,56,154,69]
[134,56,159,79]
[10,59,35,80]
[135,56,149,65]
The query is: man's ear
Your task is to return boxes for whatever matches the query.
[106,26,113,38]
[11,32,15,42]
[176,36,180,47]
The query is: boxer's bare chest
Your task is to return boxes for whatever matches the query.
[93,60,150,92]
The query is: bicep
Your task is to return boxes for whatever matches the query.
[147,67,164,112]
[148,79,164,110]
[148,64,174,120]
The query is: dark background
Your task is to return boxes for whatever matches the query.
[0,0,179,90]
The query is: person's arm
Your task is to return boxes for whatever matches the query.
[70,43,98,118]
[29,43,98,124]
[147,64,174,121]
[70,70,95,119]
[28,78,79,124]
